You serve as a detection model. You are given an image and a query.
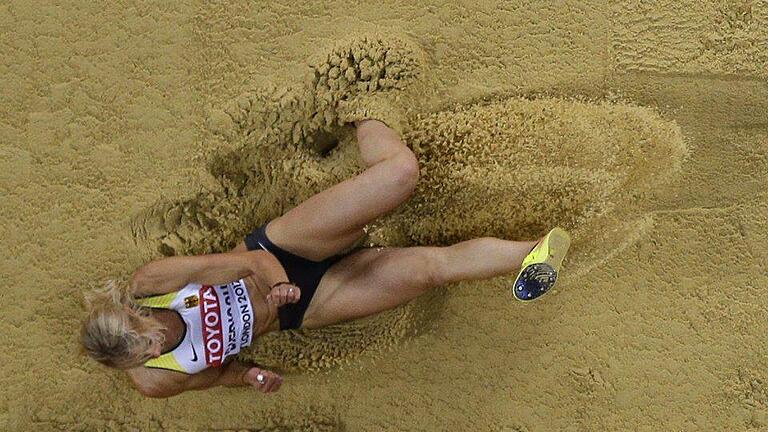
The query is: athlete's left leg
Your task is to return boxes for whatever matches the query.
[232,119,415,258]
[302,236,539,329]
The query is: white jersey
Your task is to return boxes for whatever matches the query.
[137,279,255,374]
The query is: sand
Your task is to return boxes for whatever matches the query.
[1,1,766,431]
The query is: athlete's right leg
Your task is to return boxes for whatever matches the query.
[302,236,540,329]
[434,237,541,284]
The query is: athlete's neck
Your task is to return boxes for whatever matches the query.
[151,309,186,355]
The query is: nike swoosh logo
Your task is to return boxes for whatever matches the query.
[190,342,198,362]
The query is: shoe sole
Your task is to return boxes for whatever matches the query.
[512,227,571,302]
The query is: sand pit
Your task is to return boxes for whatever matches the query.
[2,1,767,431]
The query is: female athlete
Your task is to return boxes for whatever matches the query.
[80,118,570,398]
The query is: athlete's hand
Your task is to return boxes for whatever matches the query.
[243,367,283,394]
[266,283,301,307]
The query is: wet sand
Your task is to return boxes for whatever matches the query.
[1,1,766,430]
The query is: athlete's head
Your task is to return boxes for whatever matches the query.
[80,280,166,369]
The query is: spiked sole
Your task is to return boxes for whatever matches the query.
[512,227,571,302]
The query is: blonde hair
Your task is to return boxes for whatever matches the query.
[80,279,166,369]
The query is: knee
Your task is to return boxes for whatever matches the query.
[390,150,420,193]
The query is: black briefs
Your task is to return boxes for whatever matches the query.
[244,220,361,330]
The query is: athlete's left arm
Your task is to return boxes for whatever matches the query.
[130,250,287,296]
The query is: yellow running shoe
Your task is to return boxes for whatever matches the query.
[512,227,571,302]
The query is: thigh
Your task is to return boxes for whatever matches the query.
[301,246,443,329]
[266,154,416,262]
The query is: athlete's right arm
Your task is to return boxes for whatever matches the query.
[129,250,273,296]
[127,361,283,398]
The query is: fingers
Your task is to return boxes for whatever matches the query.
[261,370,282,394]
[266,284,301,306]
[265,373,283,393]
[247,368,284,394]
[287,285,300,303]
